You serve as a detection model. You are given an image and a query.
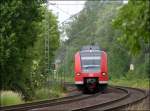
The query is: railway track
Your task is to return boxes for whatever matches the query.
[0,84,80,111]
[72,86,148,111]
[0,91,83,111]
[0,86,148,111]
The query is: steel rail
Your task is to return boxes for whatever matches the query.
[1,86,147,111]
[0,84,79,111]
[72,86,147,111]
[30,87,129,111]
[0,92,81,111]
[29,92,103,111]
[1,87,100,111]
[103,86,148,111]
[72,87,129,111]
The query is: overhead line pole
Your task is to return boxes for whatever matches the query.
[45,0,50,85]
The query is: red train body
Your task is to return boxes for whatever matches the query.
[74,46,108,92]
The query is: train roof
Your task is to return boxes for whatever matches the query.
[80,46,101,57]
[80,45,100,51]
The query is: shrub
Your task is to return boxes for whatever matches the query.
[34,88,50,100]
[0,91,24,106]
[33,85,63,100]
[33,83,66,101]
[110,76,149,89]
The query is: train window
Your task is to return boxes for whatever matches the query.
[80,51,101,72]
[81,56,101,72]
[82,59,100,65]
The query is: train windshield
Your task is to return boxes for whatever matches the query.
[80,51,101,72]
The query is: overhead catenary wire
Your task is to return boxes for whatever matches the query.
[47,0,122,5]
[48,2,72,16]
[48,3,85,5]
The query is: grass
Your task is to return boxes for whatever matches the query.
[34,88,52,100]
[110,77,149,89]
[33,82,67,101]
[125,98,150,110]
[0,91,24,106]
[110,71,149,89]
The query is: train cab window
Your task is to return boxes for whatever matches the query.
[80,55,101,72]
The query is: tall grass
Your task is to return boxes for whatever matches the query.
[0,91,24,106]
[33,82,67,101]
[110,71,149,89]
[126,99,149,110]
[110,76,149,89]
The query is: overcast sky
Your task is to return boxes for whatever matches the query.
[48,0,128,24]
[48,1,85,24]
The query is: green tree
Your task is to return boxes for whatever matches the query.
[0,0,44,99]
[0,0,60,100]
[31,7,60,89]
[112,0,150,55]
[112,0,150,77]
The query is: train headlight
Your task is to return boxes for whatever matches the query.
[76,73,81,76]
[102,72,106,76]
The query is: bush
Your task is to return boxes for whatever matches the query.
[34,88,50,100]
[0,91,24,106]
[110,75,149,89]
[34,83,66,101]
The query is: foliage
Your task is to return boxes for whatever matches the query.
[58,1,130,81]
[112,0,150,78]
[0,0,43,100]
[34,88,51,100]
[31,7,60,90]
[110,71,149,89]
[33,83,66,101]
[112,0,150,55]
[0,0,60,100]
[0,91,24,106]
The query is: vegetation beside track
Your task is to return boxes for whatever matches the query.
[1,0,60,102]
[110,77,149,89]
[32,83,67,101]
[110,71,149,89]
[0,91,24,106]
[0,83,66,106]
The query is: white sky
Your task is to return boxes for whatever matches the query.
[48,0,128,24]
[48,0,128,41]
[48,1,85,24]
[123,0,128,4]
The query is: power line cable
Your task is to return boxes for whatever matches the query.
[49,4,86,5]
[59,12,80,25]
[48,2,71,16]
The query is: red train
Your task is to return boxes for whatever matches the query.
[74,46,108,92]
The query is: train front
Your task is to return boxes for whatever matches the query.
[74,46,108,92]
